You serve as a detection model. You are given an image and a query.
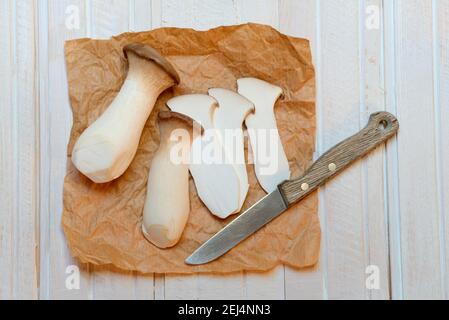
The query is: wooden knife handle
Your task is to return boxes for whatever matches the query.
[279,112,399,206]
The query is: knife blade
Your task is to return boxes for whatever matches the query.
[185,189,288,265]
[186,111,399,265]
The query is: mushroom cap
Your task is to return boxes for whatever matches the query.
[166,94,218,130]
[124,43,181,84]
[237,77,283,111]
[208,88,255,128]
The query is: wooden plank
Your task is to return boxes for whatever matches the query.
[0,0,15,299]
[382,0,403,300]
[319,0,369,299]
[360,0,390,300]
[40,0,92,299]
[392,0,443,299]
[436,0,449,299]
[0,0,39,300]
[1,0,445,300]
[279,0,327,300]
[13,0,40,300]
[0,0,17,300]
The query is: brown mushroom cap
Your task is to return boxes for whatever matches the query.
[124,43,180,84]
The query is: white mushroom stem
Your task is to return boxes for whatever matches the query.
[167,94,241,218]
[208,88,254,211]
[237,78,291,193]
[142,113,191,249]
[72,43,179,183]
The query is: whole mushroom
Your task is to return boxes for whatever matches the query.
[72,43,180,183]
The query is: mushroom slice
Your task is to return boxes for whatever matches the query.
[142,112,192,249]
[72,43,179,183]
[208,88,254,211]
[237,78,291,193]
[167,94,241,218]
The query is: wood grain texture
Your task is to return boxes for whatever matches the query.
[382,0,403,300]
[362,0,391,300]
[280,112,399,205]
[13,0,40,300]
[40,0,92,300]
[437,0,449,299]
[1,0,448,299]
[318,0,368,299]
[393,0,443,299]
[0,0,39,300]
[0,0,15,299]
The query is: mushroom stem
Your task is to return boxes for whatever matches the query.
[167,94,241,218]
[72,44,179,183]
[142,113,191,249]
[237,78,291,193]
[208,88,254,212]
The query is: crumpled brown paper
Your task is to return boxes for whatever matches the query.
[62,23,319,274]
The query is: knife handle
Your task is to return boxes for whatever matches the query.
[279,111,399,206]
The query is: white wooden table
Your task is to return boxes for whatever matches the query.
[1,0,448,300]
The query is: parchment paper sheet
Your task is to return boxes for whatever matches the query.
[62,23,320,274]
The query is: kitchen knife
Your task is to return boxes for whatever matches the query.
[186,112,399,265]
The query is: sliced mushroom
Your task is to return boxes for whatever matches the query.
[237,78,291,193]
[167,94,241,218]
[142,112,192,249]
[72,43,180,183]
[208,88,254,211]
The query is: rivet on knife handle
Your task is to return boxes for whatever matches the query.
[279,111,399,206]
